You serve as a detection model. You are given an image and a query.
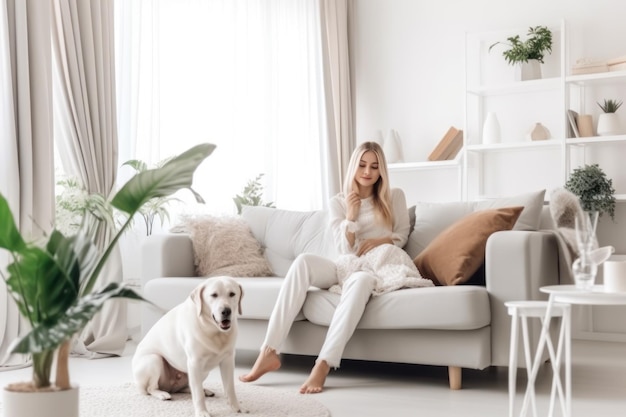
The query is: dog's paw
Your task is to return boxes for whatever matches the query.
[203,388,215,397]
[195,411,212,417]
[148,389,171,401]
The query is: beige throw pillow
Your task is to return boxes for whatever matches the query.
[413,206,523,286]
[177,215,273,277]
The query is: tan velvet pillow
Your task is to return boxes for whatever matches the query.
[413,206,524,286]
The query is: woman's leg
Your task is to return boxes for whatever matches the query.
[300,271,376,393]
[239,253,337,382]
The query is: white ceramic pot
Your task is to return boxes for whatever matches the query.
[603,261,626,293]
[482,112,501,144]
[3,386,79,417]
[515,59,542,81]
[383,129,403,163]
[597,113,621,136]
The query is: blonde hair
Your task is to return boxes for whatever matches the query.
[342,141,393,227]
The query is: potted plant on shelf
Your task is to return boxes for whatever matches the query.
[564,163,616,221]
[596,98,623,136]
[489,25,553,81]
[0,143,214,417]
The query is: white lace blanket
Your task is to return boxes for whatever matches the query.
[330,244,434,296]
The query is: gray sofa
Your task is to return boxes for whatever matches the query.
[140,190,562,389]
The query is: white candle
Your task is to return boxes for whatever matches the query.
[603,261,626,292]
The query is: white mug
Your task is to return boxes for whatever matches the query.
[603,261,626,292]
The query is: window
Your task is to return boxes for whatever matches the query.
[115,0,328,216]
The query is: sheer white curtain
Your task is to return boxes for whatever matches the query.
[115,0,331,213]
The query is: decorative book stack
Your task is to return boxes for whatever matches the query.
[608,55,626,72]
[428,127,463,161]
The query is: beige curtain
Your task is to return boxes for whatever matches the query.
[319,0,355,193]
[0,0,54,368]
[51,0,126,357]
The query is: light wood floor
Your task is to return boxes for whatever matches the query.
[1,339,625,416]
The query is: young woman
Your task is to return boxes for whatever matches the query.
[239,141,430,394]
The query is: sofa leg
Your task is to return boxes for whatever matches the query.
[448,366,462,390]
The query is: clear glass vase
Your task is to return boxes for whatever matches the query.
[573,211,599,290]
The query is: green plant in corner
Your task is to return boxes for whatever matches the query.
[564,163,616,220]
[122,157,206,235]
[597,99,623,114]
[489,25,553,64]
[0,143,214,393]
[233,173,275,214]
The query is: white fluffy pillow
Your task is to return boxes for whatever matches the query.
[175,215,273,277]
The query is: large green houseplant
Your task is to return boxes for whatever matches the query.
[0,144,214,400]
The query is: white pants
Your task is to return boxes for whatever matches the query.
[263,253,376,368]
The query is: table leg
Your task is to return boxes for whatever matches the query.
[521,297,555,415]
[509,308,519,417]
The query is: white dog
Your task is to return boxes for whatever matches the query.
[132,276,246,417]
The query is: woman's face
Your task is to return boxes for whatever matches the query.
[354,150,380,190]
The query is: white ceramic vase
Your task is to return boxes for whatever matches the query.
[482,112,501,144]
[527,122,551,141]
[597,113,621,136]
[383,129,403,163]
[515,59,542,81]
[3,386,79,417]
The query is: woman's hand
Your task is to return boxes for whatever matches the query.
[345,191,361,221]
[357,237,393,256]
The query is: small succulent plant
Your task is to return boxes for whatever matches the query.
[597,99,623,114]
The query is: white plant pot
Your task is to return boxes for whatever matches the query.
[3,386,79,417]
[515,60,542,81]
[597,113,621,136]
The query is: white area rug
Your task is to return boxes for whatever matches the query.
[79,382,331,417]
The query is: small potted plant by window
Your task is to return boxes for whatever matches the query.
[489,25,553,81]
[596,98,623,136]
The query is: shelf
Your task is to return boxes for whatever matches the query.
[466,139,562,153]
[388,159,460,172]
[566,135,626,145]
[467,77,561,96]
[566,71,626,86]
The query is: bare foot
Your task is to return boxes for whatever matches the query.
[299,360,330,394]
[239,347,281,382]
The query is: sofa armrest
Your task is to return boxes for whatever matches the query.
[485,230,560,367]
[141,233,196,287]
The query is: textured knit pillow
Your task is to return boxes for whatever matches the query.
[174,215,273,277]
[413,206,523,286]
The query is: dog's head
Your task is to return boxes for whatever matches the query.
[190,276,243,332]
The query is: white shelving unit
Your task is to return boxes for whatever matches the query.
[387,19,626,213]
[463,20,626,204]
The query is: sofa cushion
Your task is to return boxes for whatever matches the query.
[242,206,337,277]
[404,189,545,259]
[413,206,523,286]
[302,285,490,330]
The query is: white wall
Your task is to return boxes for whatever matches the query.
[353,0,626,161]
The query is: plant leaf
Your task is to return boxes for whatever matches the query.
[0,195,26,252]
[111,143,215,215]
[10,283,146,354]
